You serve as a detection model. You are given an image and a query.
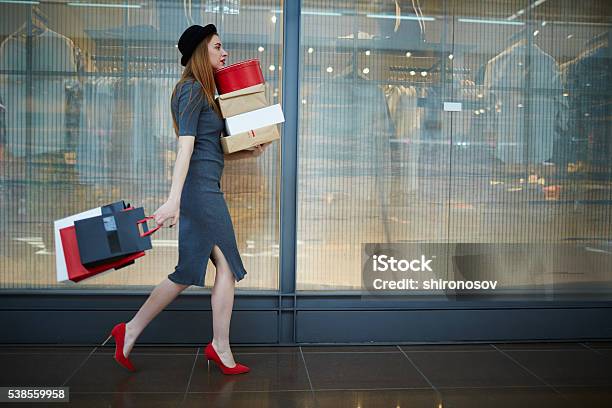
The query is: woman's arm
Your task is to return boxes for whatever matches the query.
[167,136,194,204]
[153,136,195,227]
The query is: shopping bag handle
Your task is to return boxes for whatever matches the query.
[137,216,161,237]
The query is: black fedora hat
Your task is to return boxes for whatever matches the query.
[178,24,217,66]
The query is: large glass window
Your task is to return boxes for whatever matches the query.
[0,0,282,290]
[296,0,612,298]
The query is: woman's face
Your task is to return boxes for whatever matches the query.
[208,34,228,70]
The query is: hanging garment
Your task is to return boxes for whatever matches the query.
[303,73,395,178]
[301,73,395,244]
[385,84,421,192]
[77,76,118,184]
[560,39,611,166]
[484,40,564,165]
[0,27,79,158]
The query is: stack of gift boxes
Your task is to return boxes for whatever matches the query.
[214,59,284,153]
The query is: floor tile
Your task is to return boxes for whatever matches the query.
[304,352,430,390]
[66,392,183,408]
[493,342,588,351]
[557,386,612,407]
[594,349,612,359]
[504,350,612,387]
[314,389,438,408]
[2,343,609,407]
[406,351,544,388]
[189,353,311,392]
[66,354,196,392]
[583,341,612,349]
[0,353,88,387]
[182,390,315,408]
[400,344,495,352]
[95,345,198,355]
[301,345,400,353]
[439,387,570,408]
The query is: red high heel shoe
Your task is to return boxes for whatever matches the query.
[204,342,250,375]
[102,323,136,372]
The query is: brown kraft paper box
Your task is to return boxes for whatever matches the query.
[220,124,280,154]
[217,83,268,118]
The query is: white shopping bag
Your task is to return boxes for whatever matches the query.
[54,207,104,282]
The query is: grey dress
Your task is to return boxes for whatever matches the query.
[167,79,247,286]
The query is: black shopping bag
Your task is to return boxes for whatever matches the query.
[102,200,131,215]
[74,207,159,267]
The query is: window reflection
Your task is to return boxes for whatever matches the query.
[0,1,282,290]
[296,0,612,297]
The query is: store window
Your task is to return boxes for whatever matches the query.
[0,0,282,290]
[296,0,612,298]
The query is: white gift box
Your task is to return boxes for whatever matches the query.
[224,104,285,136]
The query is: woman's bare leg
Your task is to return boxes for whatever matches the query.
[210,245,237,367]
[123,278,189,357]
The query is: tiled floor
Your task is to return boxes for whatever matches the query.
[1,342,612,407]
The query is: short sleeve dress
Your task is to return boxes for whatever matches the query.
[167,79,248,286]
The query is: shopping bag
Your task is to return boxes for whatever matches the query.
[55,200,130,282]
[60,225,145,282]
[74,207,159,267]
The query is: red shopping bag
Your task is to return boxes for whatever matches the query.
[60,225,145,283]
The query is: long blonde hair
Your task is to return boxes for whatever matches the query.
[171,33,222,137]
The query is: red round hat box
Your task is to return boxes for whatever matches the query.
[214,59,265,95]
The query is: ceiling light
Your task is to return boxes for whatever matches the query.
[362,67,370,74]
[0,0,40,4]
[67,2,141,8]
[459,18,524,26]
[301,10,342,16]
[308,47,314,54]
[366,13,435,21]
[326,66,333,73]
[405,52,412,57]
[258,46,265,52]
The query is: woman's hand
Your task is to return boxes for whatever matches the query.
[153,199,180,228]
[250,142,272,157]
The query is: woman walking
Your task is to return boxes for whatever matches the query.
[103,24,270,375]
